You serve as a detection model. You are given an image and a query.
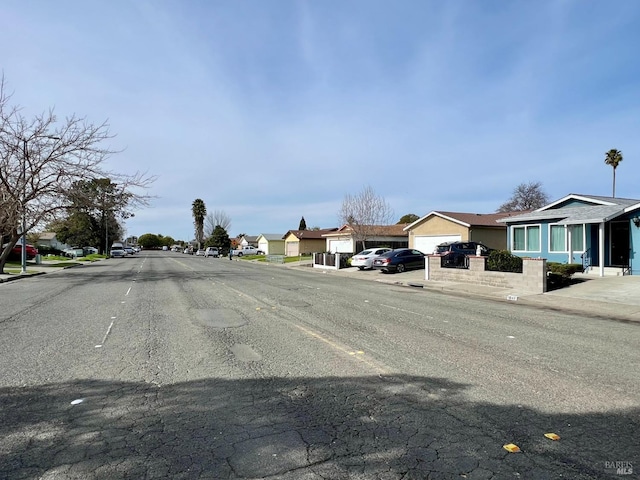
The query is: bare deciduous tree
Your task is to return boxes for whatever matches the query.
[0,77,155,272]
[338,185,394,250]
[496,181,549,212]
[204,209,231,237]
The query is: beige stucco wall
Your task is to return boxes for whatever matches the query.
[408,217,468,248]
[407,217,508,250]
[283,234,326,256]
[468,228,508,250]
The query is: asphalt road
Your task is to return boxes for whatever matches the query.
[0,251,637,479]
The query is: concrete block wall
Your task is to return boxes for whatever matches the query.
[426,255,547,294]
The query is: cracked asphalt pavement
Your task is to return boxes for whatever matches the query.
[0,251,638,479]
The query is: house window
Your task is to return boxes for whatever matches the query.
[550,225,566,252]
[512,225,540,252]
[550,224,584,252]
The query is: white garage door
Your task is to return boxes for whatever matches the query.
[328,239,353,253]
[258,240,268,254]
[414,235,461,255]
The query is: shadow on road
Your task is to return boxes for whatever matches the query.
[1,375,636,479]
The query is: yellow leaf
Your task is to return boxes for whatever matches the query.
[503,443,521,453]
[544,433,560,441]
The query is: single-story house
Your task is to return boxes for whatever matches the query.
[238,235,259,248]
[498,193,640,276]
[321,224,409,254]
[35,232,71,252]
[283,228,338,256]
[257,233,285,255]
[404,211,522,254]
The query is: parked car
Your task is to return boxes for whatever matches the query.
[436,241,492,268]
[351,247,392,270]
[204,247,219,258]
[195,249,205,256]
[83,246,98,255]
[123,246,135,255]
[231,246,263,256]
[372,248,426,273]
[3,243,39,260]
[63,247,85,258]
[110,247,127,258]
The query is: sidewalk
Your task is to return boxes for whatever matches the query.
[294,263,640,323]
[0,259,85,283]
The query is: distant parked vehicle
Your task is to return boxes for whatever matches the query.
[123,246,135,255]
[204,247,219,258]
[110,247,127,258]
[372,248,426,273]
[231,246,263,256]
[351,247,392,270]
[195,249,205,256]
[64,247,84,258]
[3,243,39,260]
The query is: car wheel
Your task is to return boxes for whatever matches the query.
[238,252,243,257]
[358,266,364,270]
[397,263,405,273]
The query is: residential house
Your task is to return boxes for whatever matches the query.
[322,224,409,254]
[239,235,259,248]
[404,211,521,254]
[256,234,285,255]
[35,232,71,252]
[498,194,640,276]
[283,228,338,256]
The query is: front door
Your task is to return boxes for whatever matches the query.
[610,221,630,266]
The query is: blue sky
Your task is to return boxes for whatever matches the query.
[2,1,639,241]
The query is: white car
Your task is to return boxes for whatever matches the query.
[204,247,219,258]
[351,247,392,270]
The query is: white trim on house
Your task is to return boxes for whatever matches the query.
[510,223,542,253]
[548,223,585,254]
[404,211,470,231]
[539,194,617,211]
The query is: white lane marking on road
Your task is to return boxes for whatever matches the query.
[100,321,115,346]
[380,304,433,319]
[70,399,84,405]
[507,335,515,339]
[126,286,132,296]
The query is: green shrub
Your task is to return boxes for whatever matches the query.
[486,250,523,273]
[547,262,583,277]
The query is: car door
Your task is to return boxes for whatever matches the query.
[410,249,425,269]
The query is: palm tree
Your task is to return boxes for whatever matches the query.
[191,198,206,249]
[604,149,623,197]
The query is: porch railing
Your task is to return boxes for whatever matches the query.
[581,248,591,273]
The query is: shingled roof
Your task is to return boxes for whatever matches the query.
[404,211,523,230]
[323,224,409,237]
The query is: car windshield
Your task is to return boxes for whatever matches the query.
[358,250,373,256]
[436,245,451,253]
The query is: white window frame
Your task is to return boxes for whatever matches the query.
[511,224,541,253]
[548,223,585,253]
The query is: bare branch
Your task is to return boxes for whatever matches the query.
[338,185,394,249]
[0,77,155,271]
